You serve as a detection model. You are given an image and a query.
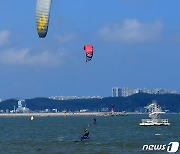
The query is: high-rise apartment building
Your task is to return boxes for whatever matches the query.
[112,87,122,97]
[112,87,138,97]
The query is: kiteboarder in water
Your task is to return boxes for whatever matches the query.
[93,118,97,124]
[83,129,89,137]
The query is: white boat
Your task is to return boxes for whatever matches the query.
[139,100,170,126]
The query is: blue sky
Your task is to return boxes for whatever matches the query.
[1,0,180,99]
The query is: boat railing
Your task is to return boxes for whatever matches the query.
[141,118,169,124]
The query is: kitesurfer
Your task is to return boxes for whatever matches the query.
[93,118,97,124]
[83,129,89,137]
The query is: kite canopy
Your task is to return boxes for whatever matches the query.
[84,44,94,62]
[36,0,52,38]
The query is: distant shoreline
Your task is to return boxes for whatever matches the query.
[0,112,102,117]
[0,112,178,117]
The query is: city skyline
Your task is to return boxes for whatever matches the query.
[1,1,180,99]
[1,86,180,101]
[47,86,180,100]
[112,87,180,97]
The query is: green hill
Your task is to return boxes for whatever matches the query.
[0,93,180,112]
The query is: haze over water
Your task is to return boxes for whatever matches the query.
[0,114,179,153]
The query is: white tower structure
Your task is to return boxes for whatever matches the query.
[18,100,25,108]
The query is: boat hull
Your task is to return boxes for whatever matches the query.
[139,123,170,126]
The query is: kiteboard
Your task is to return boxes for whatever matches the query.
[81,136,89,141]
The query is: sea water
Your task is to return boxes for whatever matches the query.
[0,114,179,154]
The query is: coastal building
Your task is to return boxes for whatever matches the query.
[16,100,30,113]
[112,87,139,97]
[112,87,122,97]
[121,87,139,97]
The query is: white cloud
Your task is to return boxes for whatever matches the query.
[97,19,163,43]
[0,30,10,46]
[0,48,66,67]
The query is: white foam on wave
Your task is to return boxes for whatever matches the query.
[58,136,64,141]
[155,134,162,136]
